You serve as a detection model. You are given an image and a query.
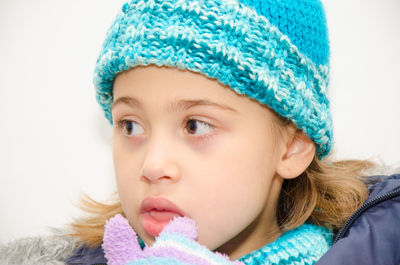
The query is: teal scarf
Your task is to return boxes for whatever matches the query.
[237,223,332,265]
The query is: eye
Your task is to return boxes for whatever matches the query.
[185,119,214,136]
[117,119,145,136]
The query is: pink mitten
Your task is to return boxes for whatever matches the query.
[102,214,244,265]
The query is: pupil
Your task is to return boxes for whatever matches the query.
[188,120,197,133]
[126,122,133,134]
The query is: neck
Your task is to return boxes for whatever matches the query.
[216,215,282,260]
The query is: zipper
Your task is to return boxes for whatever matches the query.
[334,187,400,244]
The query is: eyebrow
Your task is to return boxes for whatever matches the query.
[112,96,238,114]
[112,96,141,110]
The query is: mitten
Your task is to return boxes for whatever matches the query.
[102,214,244,265]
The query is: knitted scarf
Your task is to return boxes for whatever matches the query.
[114,221,332,265]
[237,223,332,265]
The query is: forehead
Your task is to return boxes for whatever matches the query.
[111,65,279,129]
[112,65,250,109]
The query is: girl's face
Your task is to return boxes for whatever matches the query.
[112,65,286,259]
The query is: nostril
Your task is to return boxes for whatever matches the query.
[159,176,171,181]
[142,174,172,183]
[141,163,180,183]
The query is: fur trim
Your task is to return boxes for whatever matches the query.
[363,164,400,177]
[0,234,78,265]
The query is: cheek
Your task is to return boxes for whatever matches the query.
[112,140,143,220]
[188,137,278,249]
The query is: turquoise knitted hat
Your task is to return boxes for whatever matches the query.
[93,0,333,158]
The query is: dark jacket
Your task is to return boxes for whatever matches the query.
[65,244,107,265]
[316,173,400,265]
[64,173,400,265]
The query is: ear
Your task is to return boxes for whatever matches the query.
[276,127,316,179]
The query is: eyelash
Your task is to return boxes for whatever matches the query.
[116,119,144,136]
[183,118,216,142]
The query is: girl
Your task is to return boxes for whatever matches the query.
[1,0,399,264]
[66,0,399,263]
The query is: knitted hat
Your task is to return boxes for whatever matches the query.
[93,0,333,158]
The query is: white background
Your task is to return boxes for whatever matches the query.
[1,0,399,243]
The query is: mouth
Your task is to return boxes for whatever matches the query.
[140,197,184,237]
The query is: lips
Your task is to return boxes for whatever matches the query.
[140,197,184,237]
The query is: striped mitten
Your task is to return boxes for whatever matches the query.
[102,214,244,265]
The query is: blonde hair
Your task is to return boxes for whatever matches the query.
[277,156,371,231]
[270,111,372,231]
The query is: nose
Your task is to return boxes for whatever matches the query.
[141,137,181,184]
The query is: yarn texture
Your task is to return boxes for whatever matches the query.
[238,223,332,264]
[93,0,333,158]
[102,214,244,265]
